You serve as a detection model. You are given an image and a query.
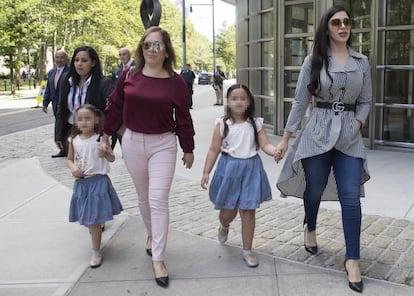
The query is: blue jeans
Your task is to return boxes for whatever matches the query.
[301,149,363,259]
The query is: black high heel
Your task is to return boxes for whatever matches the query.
[344,259,363,293]
[303,218,318,255]
[146,236,152,257]
[153,262,169,288]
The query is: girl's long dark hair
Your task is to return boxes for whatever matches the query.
[223,84,259,150]
[308,6,352,96]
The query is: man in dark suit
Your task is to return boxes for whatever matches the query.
[111,47,135,83]
[213,65,226,106]
[42,50,69,158]
[180,63,196,109]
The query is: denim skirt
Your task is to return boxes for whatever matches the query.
[69,174,123,225]
[209,153,272,210]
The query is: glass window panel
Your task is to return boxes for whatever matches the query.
[382,107,414,142]
[284,37,312,66]
[384,69,414,105]
[334,0,371,28]
[283,102,292,127]
[249,43,261,68]
[385,31,414,65]
[285,4,314,34]
[260,98,274,125]
[387,0,414,26]
[284,70,300,98]
[262,11,273,38]
[239,0,248,18]
[262,41,274,67]
[351,32,371,57]
[261,0,273,10]
[261,70,274,97]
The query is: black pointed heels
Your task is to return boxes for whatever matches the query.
[303,224,318,255]
[153,262,169,288]
[344,259,363,293]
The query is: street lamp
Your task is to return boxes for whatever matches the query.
[182,0,186,66]
[189,0,216,73]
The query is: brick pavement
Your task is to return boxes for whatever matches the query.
[3,123,414,287]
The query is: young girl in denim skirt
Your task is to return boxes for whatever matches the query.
[201,84,278,267]
[67,104,123,268]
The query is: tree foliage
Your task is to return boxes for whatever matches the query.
[0,0,236,93]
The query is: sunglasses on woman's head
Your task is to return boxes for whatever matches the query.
[142,41,164,53]
[330,18,352,27]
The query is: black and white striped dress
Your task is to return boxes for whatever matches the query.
[277,48,372,201]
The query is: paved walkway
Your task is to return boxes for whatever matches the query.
[1,85,414,295]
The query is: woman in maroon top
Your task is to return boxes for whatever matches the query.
[102,26,195,288]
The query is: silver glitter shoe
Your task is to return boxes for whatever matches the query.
[218,224,229,244]
[243,253,259,268]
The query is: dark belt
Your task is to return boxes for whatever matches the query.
[316,101,356,113]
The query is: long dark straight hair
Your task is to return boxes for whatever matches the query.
[307,6,353,96]
[61,46,104,104]
[223,84,259,150]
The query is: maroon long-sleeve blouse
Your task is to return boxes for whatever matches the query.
[104,69,195,153]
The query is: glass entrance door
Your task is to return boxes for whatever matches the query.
[375,0,414,148]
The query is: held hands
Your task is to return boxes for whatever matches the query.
[274,141,288,163]
[97,134,115,162]
[182,153,194,169]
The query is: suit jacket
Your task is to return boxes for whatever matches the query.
[55,75,114,142]
[111,60,135,83]
[43,65,69,116]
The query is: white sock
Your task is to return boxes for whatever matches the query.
[242,249,252,257]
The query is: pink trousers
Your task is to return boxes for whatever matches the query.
[121,129,177,261]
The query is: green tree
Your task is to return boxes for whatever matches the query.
[215,22,236,76]
[0,0,42,94]
[0,0,229,94]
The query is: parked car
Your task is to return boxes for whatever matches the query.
[198,72,212,85]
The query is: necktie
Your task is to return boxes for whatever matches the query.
[54,68,60,88]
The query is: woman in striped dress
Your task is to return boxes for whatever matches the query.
[275,6,372,293]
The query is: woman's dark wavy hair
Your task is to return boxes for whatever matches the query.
[223,84,259,150]
[130,26,177,77]
[61,46,103,103]
[69,104,104,138]
[308,6,352,97]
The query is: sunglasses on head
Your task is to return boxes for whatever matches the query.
[330,18,352,27]
[142,41,164,53]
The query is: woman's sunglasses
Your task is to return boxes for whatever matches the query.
[330,18,352,27]
[142,41,164,53]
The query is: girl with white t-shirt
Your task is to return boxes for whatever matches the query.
[201,84,278,268]
[67,104,123,268]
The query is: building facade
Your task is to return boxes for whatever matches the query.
[225,0,414,150]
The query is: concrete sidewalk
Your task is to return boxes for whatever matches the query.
[1,83,414,295]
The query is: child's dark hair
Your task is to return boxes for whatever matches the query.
[69,104,104,138]
[223,84,259,150]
